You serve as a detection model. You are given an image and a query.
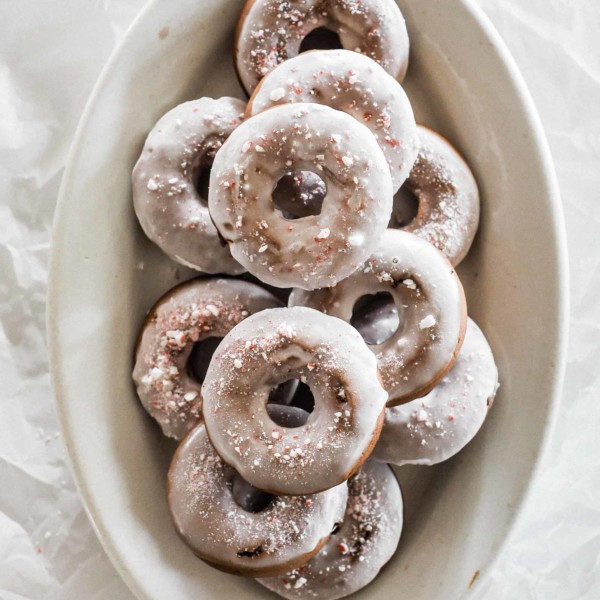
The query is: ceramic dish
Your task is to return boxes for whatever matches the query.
[48,0,568,598]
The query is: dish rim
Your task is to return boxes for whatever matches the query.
[47,0,569,598]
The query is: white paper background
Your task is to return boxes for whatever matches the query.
[1,0,598,598]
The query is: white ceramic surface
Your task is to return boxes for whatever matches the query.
[48,0,568,599]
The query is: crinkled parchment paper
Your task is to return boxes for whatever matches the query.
[0,0,599,598]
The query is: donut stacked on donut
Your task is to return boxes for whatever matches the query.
[208,102,394,289]
[247,49,418,192]
[130,0,498,597]
[133,277,282,439]
[235,0,410,94]
[132,97,246,274]
[164,304,391,576]
[168,423,349,576]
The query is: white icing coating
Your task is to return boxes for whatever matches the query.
[132,277,281,439]
[235,0,410,94]
[168,424,348,576]
[202,307,388,495]
[132,97,246,274]
[248,49,418,191]
[209,103,393,290]
[391,125,480,266]
[290,229,467,406]
[372,318,499,466]
[258,461,403,599]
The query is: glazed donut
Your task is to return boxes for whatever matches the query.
[132,97,246,274]
[209,103,393,290]
[235,0,410,95]
[132,277,281,439]
[201,306,388,495]
[168,423,348,576]
[248,49,418,191]
[372,318,499,466]
[258,461,403,600]
[390,125,480,266]
[290,229,467,406]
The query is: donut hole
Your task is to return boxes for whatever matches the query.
[266,380,315,427]
[299,27,343,53]
[272,170,326,219]
[350,292,400,345]
[231,473,274,513]
[187,336,223,383]
[194,165,212,205]
[390,185,419,228]
[268,378,299,405]
[289,381,316,413]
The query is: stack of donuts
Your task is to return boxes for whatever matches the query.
[131,0,499,598]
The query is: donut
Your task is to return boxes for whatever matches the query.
[132,277,281,439]
[258,461,403,600]
[372,318,499,466]
[247,49,418,191]
[390,125,480,266]
[201,306,388,495]
[290,229,467,406]
[168,423,348,577]
[234,0,410,95]
[208,103,393,290]
[132,97,246,274]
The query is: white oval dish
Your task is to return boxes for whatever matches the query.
[48,0,568,599]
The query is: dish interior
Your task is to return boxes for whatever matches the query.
[49,0,566,598]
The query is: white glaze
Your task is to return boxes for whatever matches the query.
[202,306,388,495]
[391,125,480,266]
[132,97,246,274]
[290,229,467,405]
[235,0,409,95]
[132,277,281,439]
[248,49,418,191]
[168,424,348,576]
[209,103,393,290]
[258,461,403,599]
[372,318,499,466]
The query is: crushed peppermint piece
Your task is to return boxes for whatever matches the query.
[150,367,163,381]
[348,232,364,247]
[316,228,330,240]
[269,87,286,101]
[147,178,159,191]
[403,278,417,290]
[342,155,354,167]
[417,409,428,422]
[205,304,220,317]
[233,359,243,369]
[419,314,436,329]
[294,577,307,589]
[255,144,265,153]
